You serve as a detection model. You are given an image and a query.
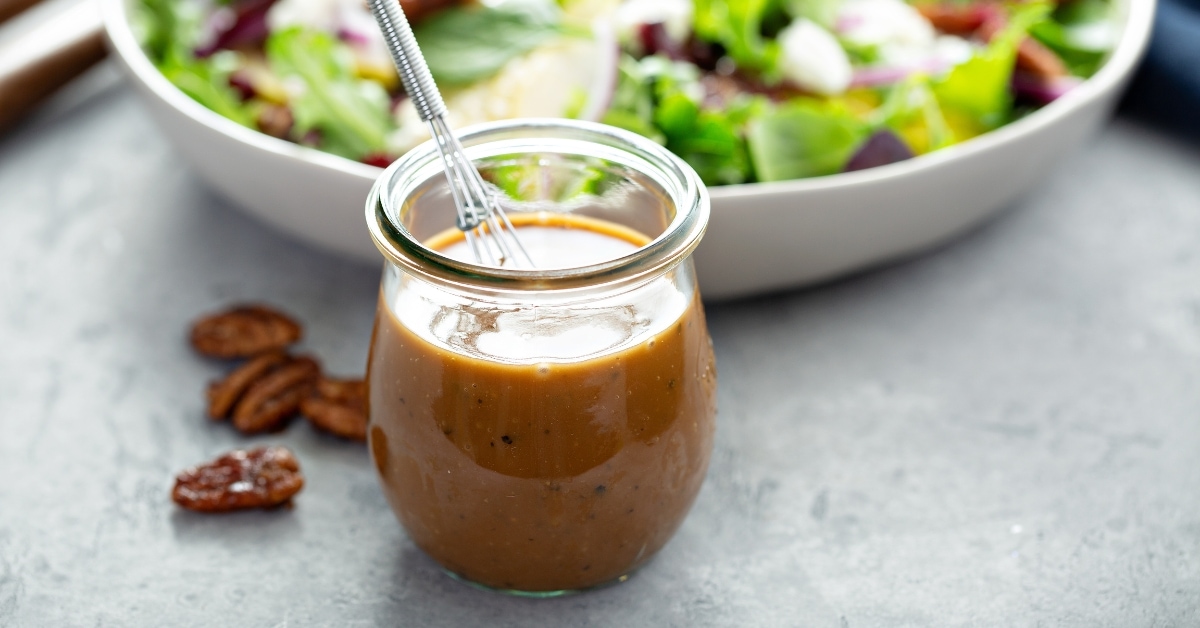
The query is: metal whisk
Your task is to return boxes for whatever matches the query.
[366,0,533,268]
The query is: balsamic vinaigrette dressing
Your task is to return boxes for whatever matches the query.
[428,212,650,269]
[366,214,717,592]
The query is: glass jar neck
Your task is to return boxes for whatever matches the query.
[366,119,709,298]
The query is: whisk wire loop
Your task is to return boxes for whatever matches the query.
[367,0,533,268]
[426,118,534,268]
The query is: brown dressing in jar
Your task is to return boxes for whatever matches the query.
[367,213,717,593]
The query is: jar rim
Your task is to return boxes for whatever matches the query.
[366,119,709,293]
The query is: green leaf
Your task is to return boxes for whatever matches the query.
[162,60,255,128]
[876,78,952,154]
[693,0,783,80]
[486,156,608,202]
[840,38,882,65]
[135,0,204,64]
[266,28,392,160]
[600,54,682,144]
[1054,0,1110,25]
[746,100,871,181]
[413,0,563,86]
[602,54,760,185]
[135,0,255,131]
[608,55,656,120]
[1030,20,1108,78]
[657,90,765,186]
[665,107,757,186]
[933,2,1052,131]
[601,110,665,144]
[785,0,843,29]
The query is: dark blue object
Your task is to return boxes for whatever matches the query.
[1121,0,1200,140]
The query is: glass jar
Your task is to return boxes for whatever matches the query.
[364,119,716,596]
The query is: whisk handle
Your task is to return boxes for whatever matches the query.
[365,0,446,122]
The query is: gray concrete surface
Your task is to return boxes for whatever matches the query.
[1,64,1199,627]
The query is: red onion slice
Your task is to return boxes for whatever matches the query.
[1012,72,1082,105]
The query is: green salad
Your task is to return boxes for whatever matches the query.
[133,0,1116,185]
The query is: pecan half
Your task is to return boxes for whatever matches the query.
[1014,38,1068,80]
[301,377,368,441]
[172,446,304,512]
[916,3,999,35]
[256,104,294,139]
[190,305,303,359]
[232,356,320,434]
[399,0,463,22]
[206,351,290,419]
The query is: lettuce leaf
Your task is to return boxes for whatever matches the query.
[877,79,952,155]
[785,0,843,30]
[136,0,254,129]
[162,56,256,128]
[413,0,563,86]
[1054,0,1110,25]
[693,0,783,80]
[658,94,761,186]
[1029,23,1106,77]
[1030,1,1112,81]
[266,28,392,160]
[932,3,1052,131]
[486,157,607,202]
[604,55,760,185]
[746,100,870,181]
[602,55,665,142]
[134,0,203,65]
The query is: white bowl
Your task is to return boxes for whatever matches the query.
[102,0,1154,299]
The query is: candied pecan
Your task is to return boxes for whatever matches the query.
[1014,38,1068,80]
[701,73,742,109]
[916,3,999,35]
[399,0,463,22]
[206,350,290,419]
[190,304,302,359]
[301,377,368,441]
[172,446,304,512]
[232,356,320,434]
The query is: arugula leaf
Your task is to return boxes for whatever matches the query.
[266,28,392,160]
[933,2,1052,131]
[746,100,870,181]
[413,0,563,86]
[692,0,783,80]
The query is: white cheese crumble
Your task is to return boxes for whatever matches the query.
[778,18,853,96]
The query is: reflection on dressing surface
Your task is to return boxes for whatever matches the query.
[366,214,717,592]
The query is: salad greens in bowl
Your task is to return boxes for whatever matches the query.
[103,0,1154,298]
